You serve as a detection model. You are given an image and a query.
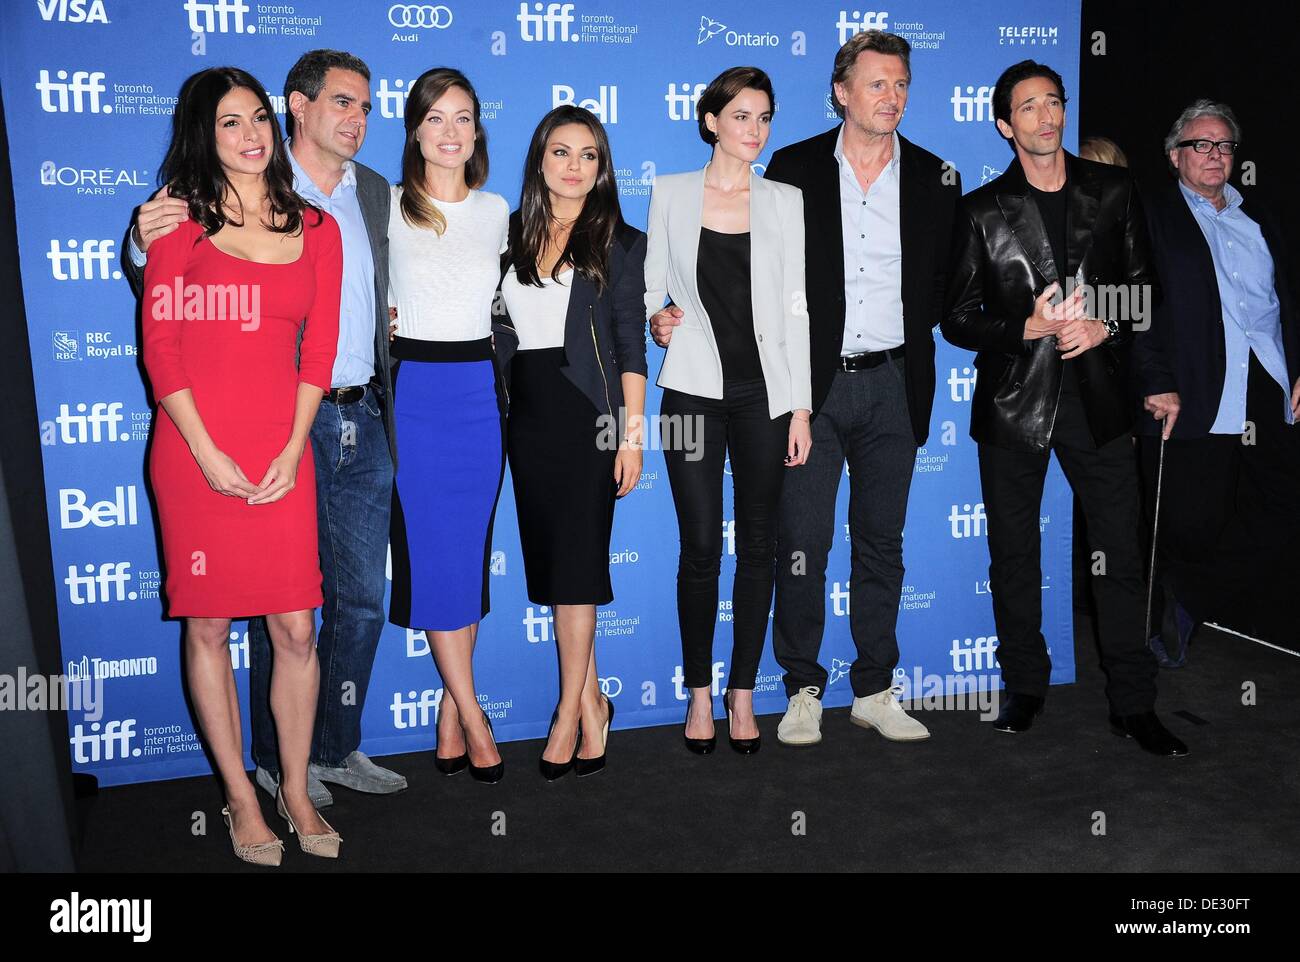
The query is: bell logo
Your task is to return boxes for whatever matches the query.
[517,2,577,42]
[552,84,617,124]
[59,486,138,529]
[37,0,110,23]
[35,69,109,113]
[836,9,889,44]
[951,85,994,123]
[184,0,254,33]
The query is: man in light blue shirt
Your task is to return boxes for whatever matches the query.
[1137,99,1300,651]
[125,50,404,807]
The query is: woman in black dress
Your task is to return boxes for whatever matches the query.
[492,105,648,779]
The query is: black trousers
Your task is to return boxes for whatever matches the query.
[661,378,790,690]
[978,372,1157,714]
[1139,352,1300,642]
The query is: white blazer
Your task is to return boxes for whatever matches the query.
[644,166,811,418]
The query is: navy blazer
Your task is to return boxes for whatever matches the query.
[492,213,648,418]
[1133,176,1299,439]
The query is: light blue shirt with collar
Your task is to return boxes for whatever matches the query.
[286,144,376,389]
[1178,180,1293,432]
[129,142,377,389]
[835,125,904,354]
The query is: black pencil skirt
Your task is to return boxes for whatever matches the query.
[507,347,617,606]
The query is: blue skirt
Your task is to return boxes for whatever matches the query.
[389,336,506,631]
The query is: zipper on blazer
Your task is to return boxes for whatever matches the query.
[589,304,613,416]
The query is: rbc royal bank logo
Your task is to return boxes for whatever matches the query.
[35,70,110,113]
[836,9,888,44]
[184,0,254,34]
[53,331,81,362]
[517,2,576,41]
[951,85,994,123]
[388,4,452,28]
[37,0,110,23]
[552,84,617,124]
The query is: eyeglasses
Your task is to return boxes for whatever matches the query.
[1176,139,1239,155]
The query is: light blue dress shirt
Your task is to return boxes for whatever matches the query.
[1179,181,1293,433]
[129,143,376,389]
[836,126,904,354]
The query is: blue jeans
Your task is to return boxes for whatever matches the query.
[249,384,393,773]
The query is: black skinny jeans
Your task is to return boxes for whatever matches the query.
[661,377,790,690]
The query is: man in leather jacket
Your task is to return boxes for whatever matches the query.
[942,59,1187,756]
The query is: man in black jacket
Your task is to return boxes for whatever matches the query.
[943,59,1185,755]
[1135,100,1300,649]
[656,31,961,746]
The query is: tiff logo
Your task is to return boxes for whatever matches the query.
[949,502,986,538]
[836,9,888,44]
[65,562,134,604]
[184,0,254,34]
[948,366,976,402]
[37,0,110,23]
[950,635,1000,672]
[523,605,555,643]
[518,2,576,41]
[375,78,413,119]
[390,688,441,728]
[51,402,125,443]
[830,581,851,616]
[48,239,119,280]
[35,69,109,113]
[59,485,138,528]
[552,84,617,124]
[672,661,725,700]
[69,718,137,762]
[951,85,994,123]
[665,82,707,121]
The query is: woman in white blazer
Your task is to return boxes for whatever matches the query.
[644,66,811,756]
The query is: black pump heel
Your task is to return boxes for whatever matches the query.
[468,712,505,784]
[539,709,580,781]
[575,695,614,777]
[724,689,761,755]
[683,690,716,755]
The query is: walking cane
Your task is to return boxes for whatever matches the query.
[1143,431,1166,646]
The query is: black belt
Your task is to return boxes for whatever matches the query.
[839,346,906,372]
[326,382,374,404]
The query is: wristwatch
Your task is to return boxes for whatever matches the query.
[1101,319,1120,339]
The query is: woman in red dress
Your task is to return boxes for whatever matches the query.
[142,67,342,864]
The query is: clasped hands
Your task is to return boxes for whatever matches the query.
[1024,283,1108,359]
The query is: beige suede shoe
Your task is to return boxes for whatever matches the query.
[850,685,931,741]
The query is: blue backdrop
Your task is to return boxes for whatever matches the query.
[1,0,1079,785]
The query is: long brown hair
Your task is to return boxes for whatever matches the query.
[160,66,316,237]
[513,105,622,292]
[399,67,489,235]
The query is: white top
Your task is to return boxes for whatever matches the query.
[501,267,573,350]
[387,185,509,341]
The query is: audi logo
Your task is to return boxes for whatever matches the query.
[388,4,453,28]
[599,676,622,698]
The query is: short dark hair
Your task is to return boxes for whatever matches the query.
[283,49,371,138]
[992,59,1066,128]
[696,66,775,145]
[830,30,911,119]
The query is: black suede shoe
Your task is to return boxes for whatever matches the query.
[1109,711,1189,757]
[991,693,1045,733]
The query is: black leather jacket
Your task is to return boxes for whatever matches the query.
[942,153,1160,453]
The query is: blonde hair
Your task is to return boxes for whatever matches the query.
[1079,136,1128,168]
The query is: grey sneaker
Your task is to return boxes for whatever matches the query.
[310,750,408,795]
[850,684,931,741]
[255,765,334,809]
[777,686,824,746]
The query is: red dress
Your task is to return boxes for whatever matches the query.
[142,212,341,617]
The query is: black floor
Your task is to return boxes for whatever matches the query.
[75,623,1300,872]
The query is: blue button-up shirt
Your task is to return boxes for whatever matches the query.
[1179,181,1293,432]
[836,126,904,354]
[287,144,376,389]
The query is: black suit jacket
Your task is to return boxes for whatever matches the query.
[1133,177,1299,438]
[942,152,1160,454]
[764,126,961,444]
[121,160,397,462]
[492,212,648,418]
